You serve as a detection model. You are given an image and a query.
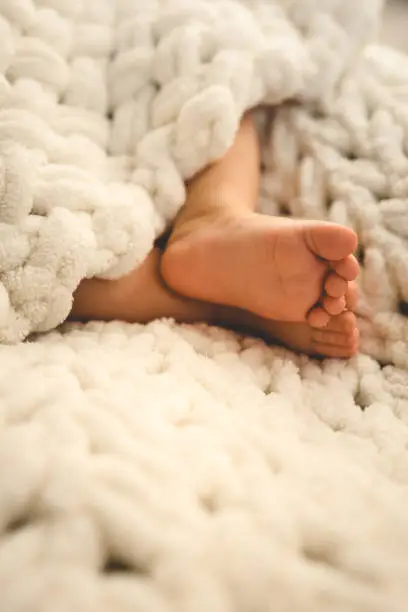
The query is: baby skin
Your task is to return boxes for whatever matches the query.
[70,114,360,358]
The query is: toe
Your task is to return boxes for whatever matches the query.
[311,326,359,358]
[345,281,358,311]
[327,311,357,333]
[323,295,346,316]
[332,255,359,282]
[325,273,348,299]
[305,223,358,262]
[307,307,331,329]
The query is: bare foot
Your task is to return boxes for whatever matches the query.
[231,310,359,359]
[162,213,359,328]
[70,248,358,359]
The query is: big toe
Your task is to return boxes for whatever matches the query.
[305,223,358,262]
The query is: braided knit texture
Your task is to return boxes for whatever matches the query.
[4,2,408,612]
[0,0,381,342]
[261,43,408,369]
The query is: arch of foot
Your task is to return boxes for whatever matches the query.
[261,46,408,368]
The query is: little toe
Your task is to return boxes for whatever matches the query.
[325,273,348,299]
[307,307,331,329]
[323,295,346,316]
[333,255,359,282]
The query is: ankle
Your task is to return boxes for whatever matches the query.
[168,204,251,246]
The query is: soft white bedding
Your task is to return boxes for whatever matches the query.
[2,2,408,611]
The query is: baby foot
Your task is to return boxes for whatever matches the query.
[162,213,359,326]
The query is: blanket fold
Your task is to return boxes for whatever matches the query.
[0,0,385,343]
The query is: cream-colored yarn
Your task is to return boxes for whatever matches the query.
[4,4,408,611]
[261,43,408,369]
[0,0,381,343]
[1,320,408,612]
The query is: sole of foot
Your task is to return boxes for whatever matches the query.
[162,213,359,327]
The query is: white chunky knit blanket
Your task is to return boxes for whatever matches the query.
[3,1,408,611]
